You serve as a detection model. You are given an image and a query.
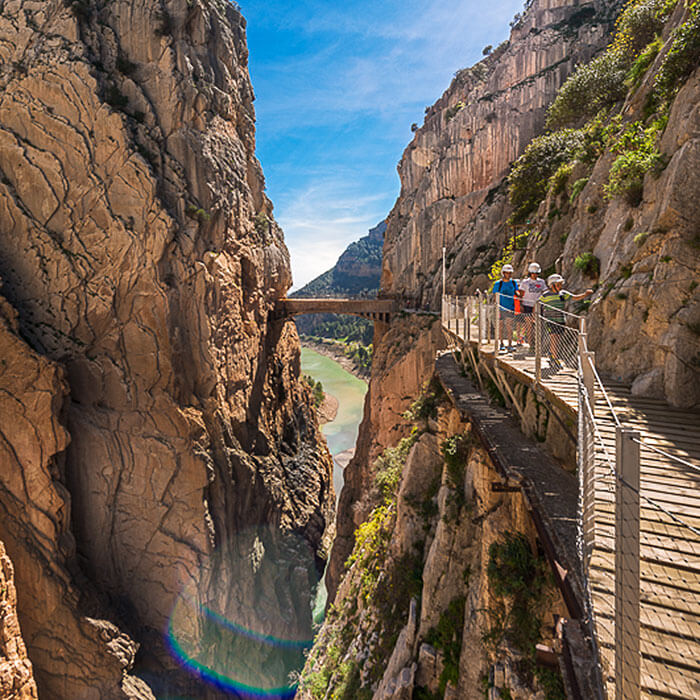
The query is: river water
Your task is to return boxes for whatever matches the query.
[300,346,368,500]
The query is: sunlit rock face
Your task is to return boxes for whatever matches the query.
[381,0,621,300]
[0,539,38,699]
[382,0,700,407]
[0,0,333,696]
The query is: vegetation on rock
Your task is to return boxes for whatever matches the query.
[507,130,584,223]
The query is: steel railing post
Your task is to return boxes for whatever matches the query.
[466,297,471,344]
[615,426,641,700]
[535,300,542,385]
[495,292,501,351]
[464,299,469,343]
[477,294,483,349]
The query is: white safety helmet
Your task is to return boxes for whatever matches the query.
[501,264,514,274]
[547,274,565,287]
[528,262,541,274]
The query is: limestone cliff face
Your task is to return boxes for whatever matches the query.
[0,540,38,700]
[381,0,621,299]
[382,0,700,407]
[0,295,152,697]
[303,399,567,699]
[0,0,333,696]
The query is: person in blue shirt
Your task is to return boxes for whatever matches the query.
[490,264,519,352]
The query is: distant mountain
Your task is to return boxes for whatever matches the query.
[292,221,385,298]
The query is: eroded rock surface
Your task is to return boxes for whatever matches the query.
[0,540,37,700]
[382,0,620,300]
[0,0,333,695]
[381,0,699,406]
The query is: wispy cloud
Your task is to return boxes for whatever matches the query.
[242,0,523,284]
[278,181,388,291]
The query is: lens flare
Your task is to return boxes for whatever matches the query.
[167,525,322,698]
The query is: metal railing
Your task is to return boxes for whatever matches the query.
[442,293,700,699]
[441,293,584,387]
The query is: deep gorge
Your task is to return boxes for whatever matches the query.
[0,0,699,698]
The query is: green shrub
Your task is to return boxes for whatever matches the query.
[535,666,567,700]
[487,230,531,281]
[441,434,471,493]
[486,532,549,657]
[616,0,665,52]
[549,161,574,196]
[546,50,629,129]
[546,0,665,128]
[626,35,663,88]
[508,130,584,223]
[374,430,420,499]
[425,597,466,695]
[653,1,700,104]
[570,176,589,202]
[186,205,211,223]
[403,378,443,422]
[254,211,269,235]
[302,375,324,407]
[604,119,666,203]
[445,100,465,121]
[574,251,600,276]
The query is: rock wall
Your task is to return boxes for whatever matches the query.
[0,0,333,696]
[302,400,567,699]
[0,295,153,697]
[381,0,621,300]
[327,314,445,599]
[381,0,700,406]
[0,540,38,700]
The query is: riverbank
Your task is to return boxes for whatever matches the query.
[318,393,339,425]
[300,338,369,380]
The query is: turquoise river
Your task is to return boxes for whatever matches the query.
[300,346,368,500]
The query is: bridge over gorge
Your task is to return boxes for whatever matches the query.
[277,297,398,323]
[440,294,700,700]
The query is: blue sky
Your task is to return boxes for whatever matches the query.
[240,0,524,290]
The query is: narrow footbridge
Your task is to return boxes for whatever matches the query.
[442,294,700,700]
[278,297,398,323]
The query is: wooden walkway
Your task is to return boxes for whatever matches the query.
[442,315,700,699]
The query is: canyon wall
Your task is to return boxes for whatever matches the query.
[303,393,568,699]
[330,0,625,607]
[382,0,700,407]
[382,0,621,299]
[327,315,445,599]
[0,540,38,700]
[0,0,333,696]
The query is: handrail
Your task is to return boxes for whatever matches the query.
[441,292,700,699]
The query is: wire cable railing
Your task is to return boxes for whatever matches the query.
[442,292,700,699]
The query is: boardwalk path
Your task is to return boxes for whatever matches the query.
[441,313,700,699]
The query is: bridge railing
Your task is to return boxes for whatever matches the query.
[442,293,700,699]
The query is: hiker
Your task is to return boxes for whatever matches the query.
[540,274,593,371]
[516,262,546,349]
[490,264,518,352]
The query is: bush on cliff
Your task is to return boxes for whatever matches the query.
[652,0,700,105]
[604,118,667,203]
[507,130,584,223]
[545,50,629,129]
[546,0,666,128]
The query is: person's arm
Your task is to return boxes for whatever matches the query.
[516,280,525,297]
[566,289,593,301]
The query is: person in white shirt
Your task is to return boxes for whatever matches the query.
[516,262,546,348]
